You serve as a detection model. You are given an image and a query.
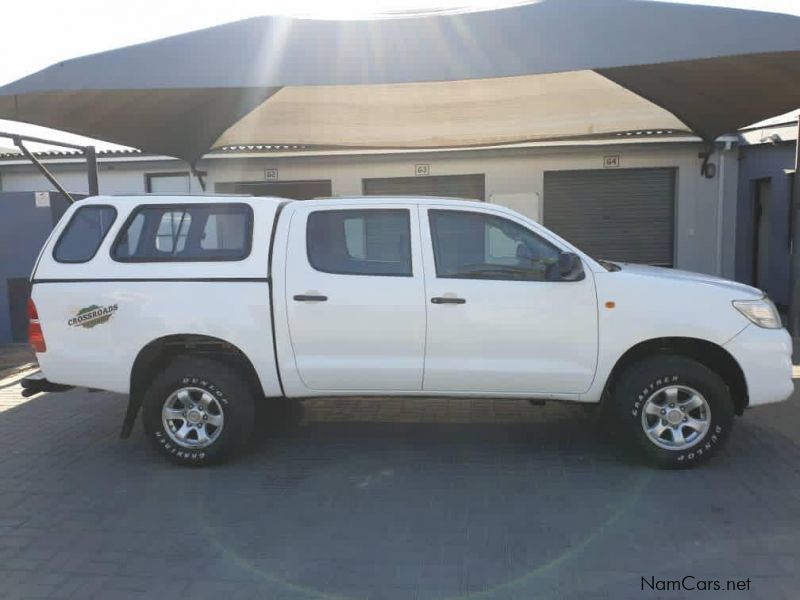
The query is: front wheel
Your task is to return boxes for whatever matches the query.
[141,357,255,465]
[610,356,734,468]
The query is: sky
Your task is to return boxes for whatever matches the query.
[1,0,799,151]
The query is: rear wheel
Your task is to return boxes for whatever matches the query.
[141,357,255,465]
[611,355,734,468]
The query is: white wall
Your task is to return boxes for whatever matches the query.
[0,159,176,195]
[0,141,738,278]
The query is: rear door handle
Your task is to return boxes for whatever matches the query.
[293,294,328,302]
[431,297,466,304]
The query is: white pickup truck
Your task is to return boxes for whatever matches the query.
[22,195,793,467]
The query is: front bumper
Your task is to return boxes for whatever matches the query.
[723,325,794,407]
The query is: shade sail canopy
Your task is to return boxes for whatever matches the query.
[2,0,800,163]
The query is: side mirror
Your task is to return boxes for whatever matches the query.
[547,252,585,281]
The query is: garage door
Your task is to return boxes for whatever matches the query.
[543,168,676,266]
[215,180,332,200]
[363,174,485,201]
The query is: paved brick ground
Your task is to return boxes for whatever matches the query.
[0,345,34,379]
[0,369,798,599]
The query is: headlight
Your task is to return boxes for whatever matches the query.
[732,297,782,329]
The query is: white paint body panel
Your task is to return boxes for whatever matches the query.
[419,205,598,395]
[584,266,761,403]
[30,195,793,412]
[34,281,279,396]
[32,196,281,397]
[282,202,427,391]
[723,325,794,407]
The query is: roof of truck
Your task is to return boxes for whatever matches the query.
[316,195,482,205]
[84,194,284,206]
[83,194,488,209]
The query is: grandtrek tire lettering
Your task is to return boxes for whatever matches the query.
[142,358,254,465]
[631,376,679,417]
[611,356,734,468]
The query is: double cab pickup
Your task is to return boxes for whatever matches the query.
[24,195,794,467]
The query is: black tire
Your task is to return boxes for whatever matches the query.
[610,355,734,468]
[141,357,256,465]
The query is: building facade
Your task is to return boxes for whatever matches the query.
[0,192,72,343]
[736,113,799,308]
[0,134,740,342]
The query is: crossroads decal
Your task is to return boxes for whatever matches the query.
[68,304,118,328]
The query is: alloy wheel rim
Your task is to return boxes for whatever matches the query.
[640,384,710,451]
[161,386,224,449]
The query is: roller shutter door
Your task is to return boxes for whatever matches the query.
[215,180,332,199]
[363,174,485,201]
[543,168,675,266]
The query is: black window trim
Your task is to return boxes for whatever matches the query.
[427,208,564,282]
[52,204,118,264]
[306,207,414,278]
[110,202,254,263]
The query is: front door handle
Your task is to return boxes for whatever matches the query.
[431,297,466,305]
[294,294,328,302]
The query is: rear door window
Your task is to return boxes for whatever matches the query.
[306,209,412,276]
[53,205,117,263]
[112,203,252,261]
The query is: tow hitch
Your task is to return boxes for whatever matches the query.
[20,374,73,397]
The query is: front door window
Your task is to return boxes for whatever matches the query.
[429,209,560,281]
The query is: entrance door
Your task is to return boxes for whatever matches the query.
[420,206,598,395]
[753,178,772,289]
[285,202,427,391]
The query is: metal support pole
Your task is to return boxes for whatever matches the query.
[0,130,85,150]
[191,167,207,192]
[12,136,75,204]
[790,117,800,335]
[715,144,726,276]
[1,130,100,201]
[85,146,99,196]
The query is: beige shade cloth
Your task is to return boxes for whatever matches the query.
[214,71,690,149]
[4,0,800,162]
